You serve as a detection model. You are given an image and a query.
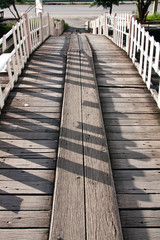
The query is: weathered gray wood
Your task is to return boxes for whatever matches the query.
[0,195,52,210]
[0,181,53,194]
[0,132,58,140]
[1,112,60,119]
[81,34,123,240]
[0,149,56,158]
[117,194,160,209]
[104,119,160,126]
[121,210,160,227]
[122,228,160,240]
[87,33,160,240]
[49,34,85,240]
[108,141,160,149]
[0,35,68,240]
[102,106,159,113]
[105,125,160,133]
[3,107,61,113]
[0,139,58,149]
[112,158,160,169]
[0,157,56,169]
[107,132,160,140]
[0,229,48,240]
[0,169,54,181]
[110,149,160,159]
[0,211,50,228]
[103,113,160,119]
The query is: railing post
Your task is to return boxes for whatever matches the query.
[0,85,4,109]
[93,20,96,35]
[147,36,154,89]
[113,13,117,42]
[2,35,6,53]
[47,12,50,36]
[128,15,135,56]
[39,12,43,43]
[22,13,32,55]
[50,17,55,36]
[158,83,160,108]
[103,12,107,36]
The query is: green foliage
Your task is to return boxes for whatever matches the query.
[0,22,15,38]
[136,0,152,23]
[146,13,160,22]
[90,0,120,14]
[0,0,21,19]
[64,22,68,31]
[0,0,12,9]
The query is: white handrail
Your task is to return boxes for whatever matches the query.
[0,13,65,111]
[88,13,160,108]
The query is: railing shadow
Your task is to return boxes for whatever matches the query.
[0,35,69,215]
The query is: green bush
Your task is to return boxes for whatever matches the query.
[146,13,160,22]
[0,23,15,38]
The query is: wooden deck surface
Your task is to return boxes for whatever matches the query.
[0,32,160,240]
[49,33,122,240]
[0,35,69,240]
[87,34,160,240]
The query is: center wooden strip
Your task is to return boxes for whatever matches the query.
[49,34,86,240]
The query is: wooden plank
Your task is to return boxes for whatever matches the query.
[1,112,60,119]
[101,102,157,108]
[49,34,85,240]
[0,211,50,228]
[0,195,52,210]
[3,106,61,113]
[105,125,160,133]
[0,139,58,149]
[107,132,160,141]
[123,228,160,240]
[101,97,154,103]
[0,132,58,140]
[117,194,160,209]
[0,169,54,181]
[103,113,160,119]
[0,150,56,158]
[104,119,160,126]
[0,181,53,194]
[112,158,160,169]
[121,210,160,227]
[0,157,56,169]
[6,100,62,107]
[81,35,123,239]
[110,149,160,159]
[0,229,48,240]
[113,170,160,181]
[99,87,149,93]
[113,170,160,193]
[0,122,60,132]
[102,106,159,113]
[108,140,160,149]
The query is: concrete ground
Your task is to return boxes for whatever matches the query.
[2,4,160,30]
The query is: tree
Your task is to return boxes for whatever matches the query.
[90,0,120,15]
[0,0,22,19]
[136,0,153,23]
[152,0,158,14]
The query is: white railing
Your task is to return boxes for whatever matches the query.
[0,13,64,110]
[88,13,160,108]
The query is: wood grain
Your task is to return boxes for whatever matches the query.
[87,33,160,240]
[49,34,85,240]
[81,34,123,240]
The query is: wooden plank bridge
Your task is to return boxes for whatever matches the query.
[0,31,160,240]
